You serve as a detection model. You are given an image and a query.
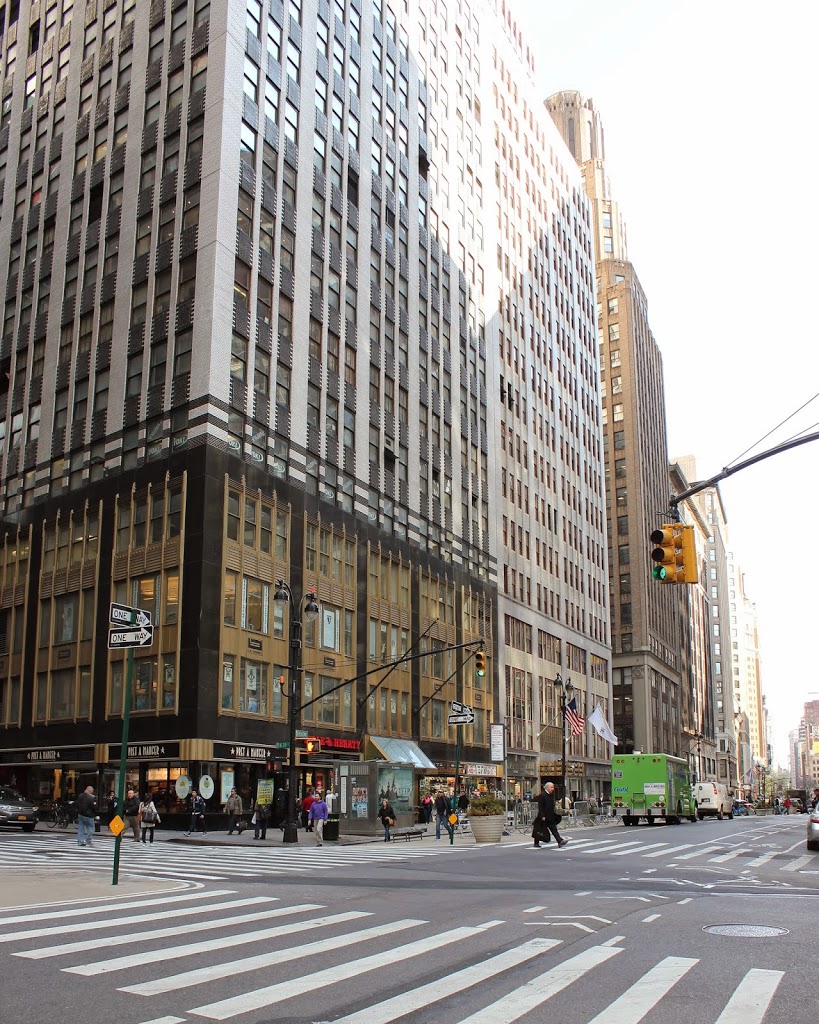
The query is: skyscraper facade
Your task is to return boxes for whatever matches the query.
[0,0,608,809]
[547,90,681,760]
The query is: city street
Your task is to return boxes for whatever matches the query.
[2,815,818,1024]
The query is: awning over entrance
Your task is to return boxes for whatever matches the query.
[368,736,437,769]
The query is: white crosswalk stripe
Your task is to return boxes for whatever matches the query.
[0,890,791,1024]
[0,831,465,881]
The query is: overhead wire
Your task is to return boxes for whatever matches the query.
[725,391,819,468]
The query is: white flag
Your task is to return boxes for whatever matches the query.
[588,703,618,745]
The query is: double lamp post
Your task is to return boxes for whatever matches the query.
[554,673,574,806]
[273,579,319,845]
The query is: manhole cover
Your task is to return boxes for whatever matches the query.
[704,924,789,937]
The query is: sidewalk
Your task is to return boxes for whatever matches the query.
[1,866,187,909]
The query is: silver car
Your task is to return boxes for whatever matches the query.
[0,787,38,832]
[807,804,819,851]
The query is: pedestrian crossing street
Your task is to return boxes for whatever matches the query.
[512,830,819,875]
[0,832,468,881]
[0,888,787,1023]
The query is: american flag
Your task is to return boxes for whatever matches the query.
[565,697,585,736]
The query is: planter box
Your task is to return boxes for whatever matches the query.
[469,814,505,843]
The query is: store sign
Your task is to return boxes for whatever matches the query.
[212,741,275,762]
[0,746,96,765]
[464,763,500,777]
[490,723,505,763]
[317,737,361,752]
[109,742,181,761]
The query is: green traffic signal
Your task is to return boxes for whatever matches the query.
[652,565,667,581]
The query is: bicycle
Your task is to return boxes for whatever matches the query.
[45,803,76,829]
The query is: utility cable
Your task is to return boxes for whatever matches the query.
[726,391,819,468]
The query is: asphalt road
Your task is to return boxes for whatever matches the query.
[1,814,817,1024]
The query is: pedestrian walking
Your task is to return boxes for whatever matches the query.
[108,790,119,823]
[139,792,161,844]
[301,788,315,831]
[309,789,329,845]
[434,790,453,840]
[378,797,396,842]
[784,797,792,815]
[252,800,270,840]
[533,782,569,848]
[185,789,207,835]
[223,787,244,834]
[123,788,141,841]
[76,785,96,847]
[421,793,433,824]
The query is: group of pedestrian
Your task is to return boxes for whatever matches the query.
[75,785,161,847]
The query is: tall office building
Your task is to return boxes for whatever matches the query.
[727,551,765,767]
[0,1,607,810]
[547,91,683,759]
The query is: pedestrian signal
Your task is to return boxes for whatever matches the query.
[299,738,321,753]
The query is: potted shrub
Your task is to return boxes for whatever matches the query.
[467,793,505,842]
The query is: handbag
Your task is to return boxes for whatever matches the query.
[387,817,395,826]
[555,813,563,824]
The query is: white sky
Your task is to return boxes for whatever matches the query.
[517,0,819,765]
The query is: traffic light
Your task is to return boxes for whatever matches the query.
[299,738,321,754]
[475,648,486,677]
[650,523,698,584]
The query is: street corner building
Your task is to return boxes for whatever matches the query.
[0,0,614,813]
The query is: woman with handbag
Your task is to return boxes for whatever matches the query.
[139,792,161,844]
[378,797,396,842]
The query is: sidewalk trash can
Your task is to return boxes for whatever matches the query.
[324,814,340,841]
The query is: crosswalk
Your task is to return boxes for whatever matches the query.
[514,831,819,875]
[0,831,466,881]
[0,889,788,1023]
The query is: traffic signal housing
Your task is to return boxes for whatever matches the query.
[475,648,486,677]
[650,523,698,584]
[299,738,321,754]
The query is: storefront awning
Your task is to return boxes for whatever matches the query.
[368,736,437,769]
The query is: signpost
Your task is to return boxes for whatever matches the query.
[110,603,154,887]
[448,700,475,846]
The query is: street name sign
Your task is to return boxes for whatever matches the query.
[108,625,154,649]
[109,602,152,627]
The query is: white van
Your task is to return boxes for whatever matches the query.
[695,782,733,820]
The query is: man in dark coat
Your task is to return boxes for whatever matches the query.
[534,781,569,848]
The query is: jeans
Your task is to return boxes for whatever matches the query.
[77,814,95,846]
[227,812,240,833]
[314,818,325,845]
[435,813,452,840]
[141,825,155,843]
[187,813,206,834]
[383,821,391,841]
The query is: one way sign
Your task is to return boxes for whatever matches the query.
[109,602,152,627]
[108,626,154,649]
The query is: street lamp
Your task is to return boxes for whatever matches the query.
[553,674,574,806]
[273,579,319,844]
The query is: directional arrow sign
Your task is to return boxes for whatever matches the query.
[108,625,154,649]
[448,712,475,726]
[109,602,152,627]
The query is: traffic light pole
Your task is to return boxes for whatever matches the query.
[669,429,819,513]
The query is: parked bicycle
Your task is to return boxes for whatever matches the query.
[45,801,78,829]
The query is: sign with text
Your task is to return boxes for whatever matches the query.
[109,602,152,627]
[108,625,154,649]
[212,741,275,763]
[109,741,181,761]
[0,745,96,765]
[490,723,505,763]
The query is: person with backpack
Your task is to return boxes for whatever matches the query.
[139,792,161,844]
[185,789,207,835]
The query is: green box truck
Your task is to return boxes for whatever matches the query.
[611,753,697,826]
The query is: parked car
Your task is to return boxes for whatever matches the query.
[0,787,39,832]
[807,805,819,851]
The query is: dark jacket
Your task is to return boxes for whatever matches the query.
[378,803,396,824]
[76,791,96,818]
[123,795,140,816]
[434,794,449,817]
[191,794,206,816]
[537,790,560,825]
